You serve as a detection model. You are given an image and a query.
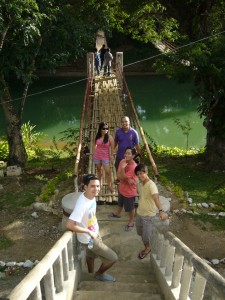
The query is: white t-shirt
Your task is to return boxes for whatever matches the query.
[69,192,99,244]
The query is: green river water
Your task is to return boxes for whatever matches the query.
[0,75,206,148]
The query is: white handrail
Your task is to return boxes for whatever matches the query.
[151,226,225,300]
[8,231,77,300]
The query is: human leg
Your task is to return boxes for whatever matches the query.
[108,66,111,76]
[86,256,95,273]
[103,163,114,192]
[123,197,135,230]
[110,193,123,217]
[95,163,103,186]
[91,236,118,281]
[138,216,153,258]
[96,64,100,75]
[128,208,135,226]
[103,65,107,76]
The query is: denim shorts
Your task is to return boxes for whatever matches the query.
[94,159,110,165]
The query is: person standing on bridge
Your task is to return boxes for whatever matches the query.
[93,122,115,193]
[66,174,118,282]
[103,48,113,77]
[99,44,107,70]
[134,164,168,259]
[94,48,101,76]
[114,116,141,172]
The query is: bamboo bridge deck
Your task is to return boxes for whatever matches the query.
[85,73,122,202]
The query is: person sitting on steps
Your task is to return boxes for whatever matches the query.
[66,174,118,282]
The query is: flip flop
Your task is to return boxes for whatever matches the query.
[108,213,121,218]
[95,272,116,282]
[138,249,151,259]
[125,224,134,232]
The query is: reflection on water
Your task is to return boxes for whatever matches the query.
[0,75,206,148]
[126,76,206,148]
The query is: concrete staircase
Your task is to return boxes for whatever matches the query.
[73,205,164,300]
[74,260,164,299]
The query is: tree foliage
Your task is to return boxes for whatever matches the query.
[154,0,225,169]
[0,0,106,166]
[0,0,179,167]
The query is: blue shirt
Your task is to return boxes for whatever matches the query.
[115,127,139,160]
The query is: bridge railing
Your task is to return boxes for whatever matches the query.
[74,56,93,190]
[8,231,82,300]
[151,225,225,300]
[115,62,159,179]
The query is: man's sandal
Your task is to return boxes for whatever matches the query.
[108,213,121,218]
[125,224,134,232]
[138,249,151,259]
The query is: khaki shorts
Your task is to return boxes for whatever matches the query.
[82,235,118,264]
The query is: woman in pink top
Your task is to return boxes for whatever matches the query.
[93,122,115,193]
[109,147,138,231]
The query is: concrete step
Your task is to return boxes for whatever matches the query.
[81,272,156,283]
[74,291,163,300]
[90,259,154,276]
[78,281,160,293]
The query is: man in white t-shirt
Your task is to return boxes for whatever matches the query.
[66,174,118,282]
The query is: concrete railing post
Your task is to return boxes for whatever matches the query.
[179,260,193,300]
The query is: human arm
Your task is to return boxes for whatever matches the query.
[135,143,141,154]
[114,130,118,157]
[117,161,136,185]
[66,219,97,239]
[109,135,114,159]
[113,140,118,156]
[152,193,168,220]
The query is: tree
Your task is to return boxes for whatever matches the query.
[0,0,179,167]
[0,0,103,167]
[154,0,225,169]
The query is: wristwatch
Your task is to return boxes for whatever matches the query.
[159,209,164,212]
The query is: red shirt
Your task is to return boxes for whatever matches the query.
[118,159,137,198]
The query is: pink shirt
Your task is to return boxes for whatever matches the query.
[93,139,110,160]
[118,159,137,198]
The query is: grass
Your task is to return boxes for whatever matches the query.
[0,235,13,250]
[156,155,225,204]
[0,150,74,211]
[153,152,225,230]
[191,214,225,231]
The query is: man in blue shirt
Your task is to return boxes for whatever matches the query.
[114,116,141,171]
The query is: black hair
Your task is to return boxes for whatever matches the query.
[95,122,109,144]
[124,146,141,164]
[125,146,137,156]
[83,174,99,186]
[134,152,141,164]
[134,164,148,175]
